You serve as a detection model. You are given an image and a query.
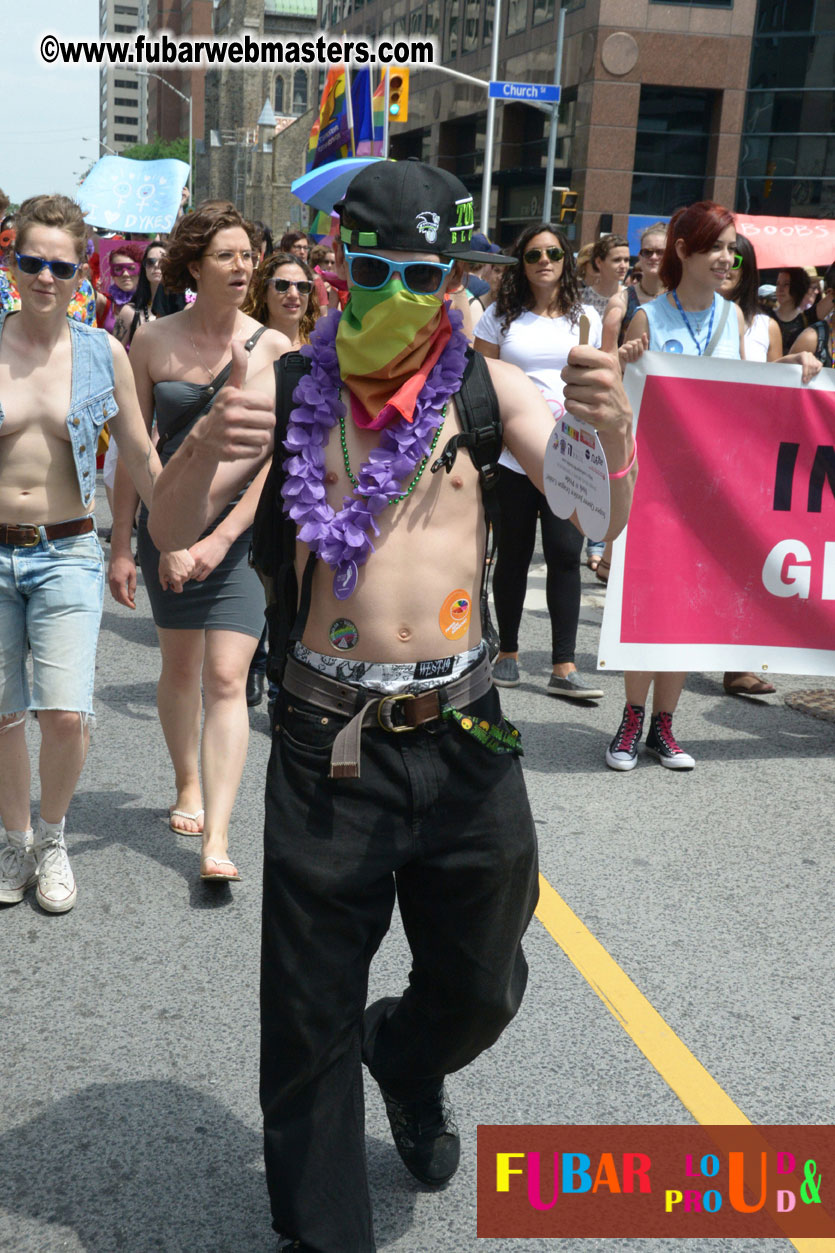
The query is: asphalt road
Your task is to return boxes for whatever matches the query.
[3,499,834,1253]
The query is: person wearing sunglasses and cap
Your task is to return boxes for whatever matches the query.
[0,194,163,914]
[147,159,637,1253]
[474,222,607,699]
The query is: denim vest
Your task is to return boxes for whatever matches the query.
[0,310,119,508]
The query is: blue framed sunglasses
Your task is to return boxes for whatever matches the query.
[343,249,454,296]
[15,252,79,281]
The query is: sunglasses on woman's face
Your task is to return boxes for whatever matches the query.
[523,246,564,264]
[269,277,313,295]
[111,262,140,276]
[640,247,664,259]
[145,255,164,268]
[15,252,79,281]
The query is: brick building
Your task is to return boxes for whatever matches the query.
[326,0,830,246]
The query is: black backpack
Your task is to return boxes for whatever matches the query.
[251,348,504,683]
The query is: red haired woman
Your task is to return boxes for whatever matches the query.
[606,202,747,773]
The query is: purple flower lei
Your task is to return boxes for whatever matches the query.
[281,306,469,597]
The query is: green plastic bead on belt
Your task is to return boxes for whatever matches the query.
[442,707,524,755]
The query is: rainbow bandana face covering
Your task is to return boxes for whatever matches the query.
[332,159,515,430]
[335,277,452,430]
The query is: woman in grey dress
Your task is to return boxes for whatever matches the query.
[108,202,289,882]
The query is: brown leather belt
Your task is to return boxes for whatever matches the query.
[0,517,96,547]
[281,651,494,780]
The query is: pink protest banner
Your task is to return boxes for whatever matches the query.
[599,353,835,676]
[735,215,835,269]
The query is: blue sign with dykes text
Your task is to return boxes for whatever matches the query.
[488,81,561,103]
[79,155,190,234]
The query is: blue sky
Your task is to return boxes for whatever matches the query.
[2,1,100,206]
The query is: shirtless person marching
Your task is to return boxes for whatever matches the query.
[0,195,162,914]
[149,161,637,1252]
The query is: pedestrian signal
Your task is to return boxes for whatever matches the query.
[559,189,578,225]
[388,69,410,122]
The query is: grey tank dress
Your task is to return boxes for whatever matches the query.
[136,380,265,638]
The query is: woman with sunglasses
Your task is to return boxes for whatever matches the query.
[96,241,145,336]
[474,223,605,700]
[243,250,319,348]
[114,241,167,350]
[0,194,162,914]
[108,201,290,884]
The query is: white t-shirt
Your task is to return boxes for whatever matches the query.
[474,303,602,473]
[744,312,772,363]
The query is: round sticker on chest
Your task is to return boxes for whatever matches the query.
[439,589,471,640]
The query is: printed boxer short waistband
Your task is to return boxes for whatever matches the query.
[291,641,485,695]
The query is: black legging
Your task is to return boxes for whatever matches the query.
[492,465,584,665]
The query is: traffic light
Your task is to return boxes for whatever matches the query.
[388,68,410,122]
[559,189,578,226]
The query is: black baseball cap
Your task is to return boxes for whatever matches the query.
[334,159,515,265]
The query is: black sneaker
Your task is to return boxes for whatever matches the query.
[379,1083,460,1186]
[645,711,695,770]
[605,703,644,771]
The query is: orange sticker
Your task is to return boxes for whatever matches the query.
[439,588,472,640]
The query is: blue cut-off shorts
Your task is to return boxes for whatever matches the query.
[0,528,104,717]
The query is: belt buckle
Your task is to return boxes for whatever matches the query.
[377,692,415,733]
[14,525,40,547]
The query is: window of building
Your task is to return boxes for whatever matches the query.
[446,0,459,57]
[738,5,835,218]
[114,5,138,13]
[292,69,308,114]
[275,75,285,114]
[506,0,528,36]
[114,24,134,32]
[425,0,439,39]
[650,0,731,6]
[114,133,135,142]
[483,0,494,43]
[462,0,479,51]
[114,114,137,123]
[533,0,554,25]
[114,96,136,106]
[410,9,423,33]
[630,85,714,215]
[114,78,136,89]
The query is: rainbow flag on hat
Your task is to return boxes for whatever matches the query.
[306,66,352,170]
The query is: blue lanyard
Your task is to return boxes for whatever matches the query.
[672,291,716,356]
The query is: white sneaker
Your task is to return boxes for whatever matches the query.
[34,820,77,913]
[0,829,37,905]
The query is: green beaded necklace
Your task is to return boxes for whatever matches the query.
[339,403,447,505]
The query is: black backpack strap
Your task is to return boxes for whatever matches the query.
[253,351,313,683]
[430,348,503,652]
[430,348,503,497]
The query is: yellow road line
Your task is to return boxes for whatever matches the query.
[535,872,830,1253]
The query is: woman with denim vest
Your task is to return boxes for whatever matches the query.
[0,194,162,913]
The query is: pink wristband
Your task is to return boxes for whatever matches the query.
[609,436,637,480]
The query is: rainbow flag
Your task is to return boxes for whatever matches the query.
[309,209,339,241]
[353,68,384,157]
[307,66,352,170]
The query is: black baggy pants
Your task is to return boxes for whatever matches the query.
[260,682,539,1252]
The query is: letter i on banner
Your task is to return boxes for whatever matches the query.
[543,314,611,539]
